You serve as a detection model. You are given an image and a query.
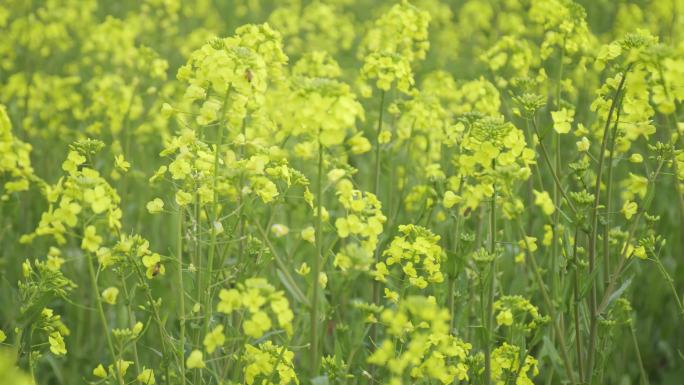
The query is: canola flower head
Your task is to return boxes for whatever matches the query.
[93,364,107,378]
[0,104,35,198]
[358,0,431,63]
[137,367,156,384]
[493,295,547,332]
[489,343,539,385]
[334,178,386,261]
[361,52,414,94]
[533,190,555,215]
[186,350,205,369]
[23,141,124,247]
[282,75,365,147]
[375,224,444,289]
[177,23,287,127]
[217,278,294,338]
[146,198,164,214]
[203,325,225,354]
[101,286,119,305]
[243,341,298,385]
[292,51,342,79]
[369,296,471,384]
[268,1,355,56]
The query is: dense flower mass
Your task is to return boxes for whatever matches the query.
[1,1,683,385]
[368,296,471,384]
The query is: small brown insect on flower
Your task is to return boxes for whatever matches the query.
[152,263,162,277]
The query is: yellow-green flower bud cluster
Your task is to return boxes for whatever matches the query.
[21,147,122,246]
[368,296,471,384]
[359,1,430,94]
[446,117,534,214]
[176,24,287,128]
[334,178,386,261]
[493,295,548,332]
[0,105,34,198]
[217,278,294,339]
[277,75,365,147]
[243,341,298,385]
[373,224,444,289]
[268,2,355,56]
[489,343,539,385]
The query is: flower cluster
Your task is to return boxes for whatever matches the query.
[242,341,298,385]
[368,296,471,384]
[217,278,294,338]
[18,258,74,357]
[0,104,35,199]
[444,116,534,215]
[275,74,365,148]
[493,295,547,332]
[359,0,430,94]
[334,178,386,268]
[489,343,539,385]
[373,224,444,290]
[175,23,287,128]
[21,140,122,246]
[268,2,355,56]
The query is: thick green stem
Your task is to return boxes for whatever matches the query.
[177,211,186,385]
[372,90,386,194]
[86,254,124,385]
[448,205,464,331]
[370,90,386,351]
[128,252,174,381]
[483,177,496,385]
[653,256,684,320]
[531,118,577,216]
[310,140,324,375]
[630,324,650,385]
[517,221,577,385]
[602,92,625,293]
[119,273,141,375]
[552,40,565,318]
[587,67,630,382]
[203,115,225,337]
[598,160,665,314]
[571,226,584,381]
[202,89,231,340]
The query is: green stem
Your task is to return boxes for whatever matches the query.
[483,176,496,385]
[517,221,577,385]
[86,254,125,385]
[202,89,231,339]
[652,253,684,321]
[552,40,565,310]
[448,205,464,331]
[203,113,225,337]
[370,90,386,352]
[571,226,584,381]
[630,324,650,385]
[128,251,174,381]
[373,90,386,194]
[177,210,186,385]
[598,160,665,314]
[531,118,577,216]
[603,117,618,287]
[119,272,141,375]
[310,139,324,375]
[587,67,631,382]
